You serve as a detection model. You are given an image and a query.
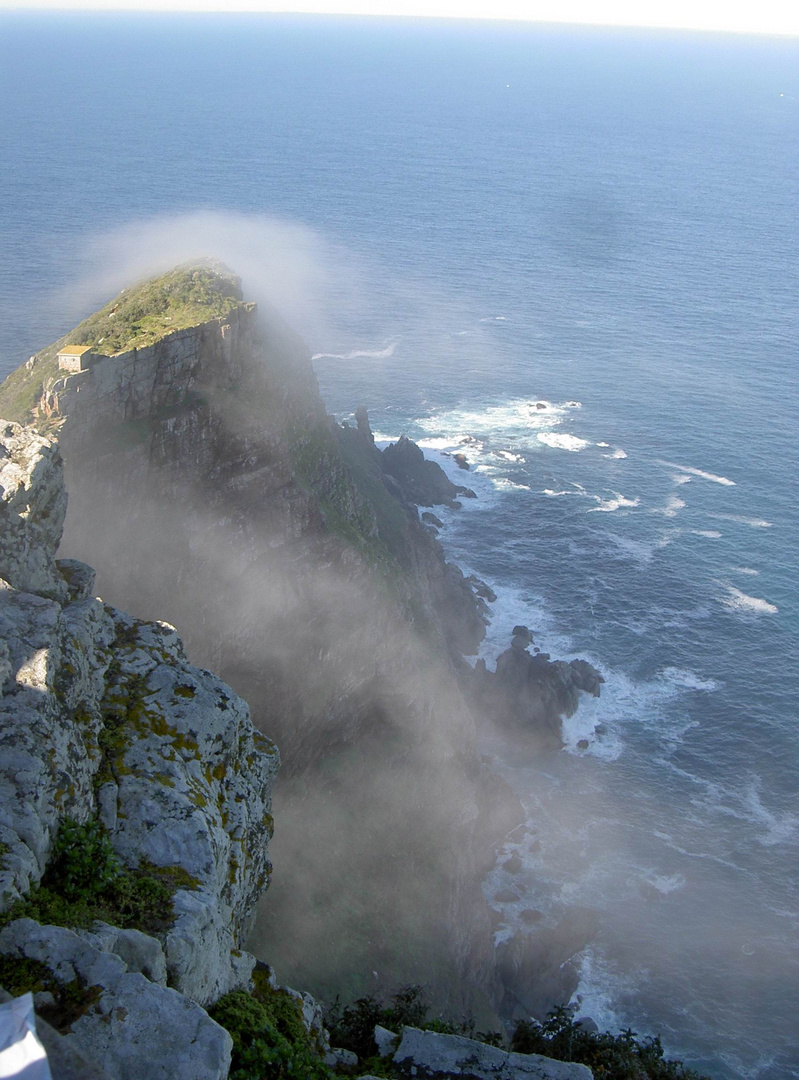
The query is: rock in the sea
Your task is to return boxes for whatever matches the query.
[393,1026,592,1079]
[473,628,604,746]
[381,434,474,507]
[421,511,445,529]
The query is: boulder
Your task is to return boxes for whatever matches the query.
[374,1024,400,1057]
[0,920,232,1080]
[393,1026,593,1079]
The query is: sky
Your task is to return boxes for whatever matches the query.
[2,0,798,37]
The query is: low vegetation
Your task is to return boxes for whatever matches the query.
[0,816,196,936]
[0,262,244,425]
[324,985,711,1080]
[209,968,331,1080]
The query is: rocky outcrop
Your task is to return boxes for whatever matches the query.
[0,921,232,1080]
[469,628,604,746]
[382,434,476,507]
[0,420,279,1076]
[392,1026,592,1079]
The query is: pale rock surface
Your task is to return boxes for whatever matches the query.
[0,920,232,1080]
[0,419,67,602]
[0,419,283,1074]
[393,1026,593,1080]
[375,1023,400,1056]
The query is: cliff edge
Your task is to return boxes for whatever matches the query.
[0,419,287,1078]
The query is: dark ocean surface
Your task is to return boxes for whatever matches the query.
[1,13,797,1078]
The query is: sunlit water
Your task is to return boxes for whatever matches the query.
[1,14,797,1078]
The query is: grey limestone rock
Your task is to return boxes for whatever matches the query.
[375,1023,400,1056]
[393,1026,593,1079]
[0,420,68,603]
[0,920,232,1080]
[0,416,280,1045]
[0,987,113,1080]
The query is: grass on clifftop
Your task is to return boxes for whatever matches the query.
[0,262,245,425]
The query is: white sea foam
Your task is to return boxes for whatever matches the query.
[671,473,691,485]
[658,667,719,692]
[587,492,640,513]
[602,447,627,459]
[709,513,773,528]
[491,477,531,492]
[651,495,685,518]
[312,341,397,361]
[691,529,722,539]
[479,315,507,322]
[737,783,799,847]
[607,532,672,564]
[638,872,687,896]
[732,566,759,576]
[537,432,591,452]
[418,398,571,442]
[721,586,778,615]
[416,436,470,451]
[659,460,736,486]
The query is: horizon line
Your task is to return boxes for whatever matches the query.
[1,5,798,39]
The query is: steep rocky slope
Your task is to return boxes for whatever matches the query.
[0,420,280,1078]
[0,264,518,1019]
[0,263,601,1023]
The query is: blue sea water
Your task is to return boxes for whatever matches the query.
[1,13,797,1078]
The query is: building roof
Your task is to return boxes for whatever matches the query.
[57,345,93,356]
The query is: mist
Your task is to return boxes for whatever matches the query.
[47,211,531,1021]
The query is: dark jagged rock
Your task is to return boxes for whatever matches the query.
[469,630,603,746]
[468,576,497,603]
[381,434,474,507]
[421,511,444,529]
[452,452,470,470]
[495,907,598,1023]
[569,658,605,697]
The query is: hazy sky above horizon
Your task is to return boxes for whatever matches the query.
[2,0,798,37]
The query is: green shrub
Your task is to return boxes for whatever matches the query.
[511,1007,711,1080]
[209,989,331,1080]
[0,816,184,935]
[0,955,100,1032]
[324,983,486,1059]
[43,818,121,899]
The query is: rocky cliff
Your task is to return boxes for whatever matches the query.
[0,419,282,1078]
[0,264,603,1032]
[0,264,521,1022]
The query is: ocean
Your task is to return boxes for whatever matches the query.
[1,13,797,1078]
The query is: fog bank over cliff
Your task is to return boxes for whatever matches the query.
[0,261,528,1020]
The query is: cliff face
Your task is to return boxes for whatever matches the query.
[0,265,516,1016]
[0,420,280,1078]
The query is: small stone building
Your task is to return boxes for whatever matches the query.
[56,345,94,373]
